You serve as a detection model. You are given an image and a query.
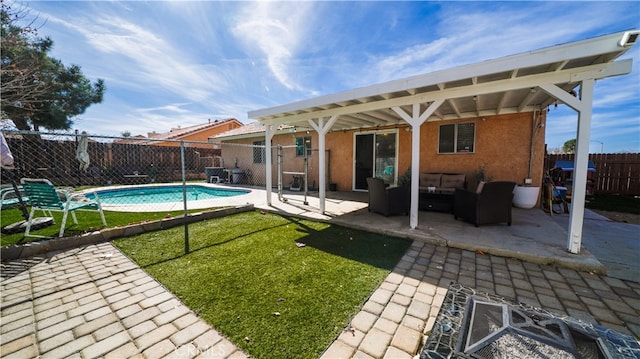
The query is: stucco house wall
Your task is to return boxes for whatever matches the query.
[419,112,546,188]
[217,110,546,192]
[324,111,545,191]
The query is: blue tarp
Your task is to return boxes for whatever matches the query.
[554,160,596,172]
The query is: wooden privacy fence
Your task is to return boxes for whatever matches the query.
[546,153,640,195]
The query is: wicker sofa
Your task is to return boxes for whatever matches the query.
[417,173,466,212]
[419,173,466,194]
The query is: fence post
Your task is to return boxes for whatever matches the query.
[75,129,80,186]
[181,141,189,254]
[277,145,283,201]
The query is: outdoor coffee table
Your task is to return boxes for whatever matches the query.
[419,190,454,212]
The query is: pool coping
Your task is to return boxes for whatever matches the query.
[82,183,255,212]
[1,204,254,261]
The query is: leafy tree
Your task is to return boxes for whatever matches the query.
[1,1,105,131]
[563,139,576,154]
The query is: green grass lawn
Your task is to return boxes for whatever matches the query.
[0,207,210,247]
[113,210,412,359]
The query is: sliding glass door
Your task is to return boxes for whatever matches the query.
[354,130,398,190]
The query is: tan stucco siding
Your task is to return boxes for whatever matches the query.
[223,111,546,191]
[326,131,354,191]
[324,111,546,190]
[418,112,546,187]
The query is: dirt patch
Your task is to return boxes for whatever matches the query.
[590,209,640,225]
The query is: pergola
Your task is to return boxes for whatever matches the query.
[249,30,639,254]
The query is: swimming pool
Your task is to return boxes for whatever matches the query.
[87,185,250,206]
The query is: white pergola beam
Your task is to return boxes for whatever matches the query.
[496,91,509,114]
[518,88,538,112]
[368,109,402,122]
[259,60,631,127]
[448,98,462,118]
[251,31,634,121]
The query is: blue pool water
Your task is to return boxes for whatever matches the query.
[87,185,249,205]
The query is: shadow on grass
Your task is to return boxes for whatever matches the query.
[120,211,412,273]
[120,214,299,268]
[285,216,412,271]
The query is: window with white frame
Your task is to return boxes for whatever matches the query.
[438,122,475,153]
[253,140,266,163]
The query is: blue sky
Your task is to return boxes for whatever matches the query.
[12,1,640,153]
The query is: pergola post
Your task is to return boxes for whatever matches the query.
[540,79,595,254]
[567,79,595,253]
[308,115,338,214]
[393,100,443,229]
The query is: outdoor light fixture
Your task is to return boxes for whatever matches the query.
[619,30,640,47]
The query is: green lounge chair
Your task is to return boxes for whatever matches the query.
[0,186,28,209]
[20,178,107,237]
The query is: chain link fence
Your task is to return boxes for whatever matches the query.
[0,130,275,213]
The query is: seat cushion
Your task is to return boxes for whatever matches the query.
[420,173,442,188]
[441,174,465,189]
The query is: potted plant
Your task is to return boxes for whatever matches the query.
[472,164,492,191]
[398,167,412,187]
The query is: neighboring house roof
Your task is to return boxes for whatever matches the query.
[115,118,242,144]
[211,121,294,141]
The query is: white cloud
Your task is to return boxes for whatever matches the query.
[42,10,228,103]
[232,1,315,91]
[359,2,639,86]
[20,1,639,152]
[137,104,192,114]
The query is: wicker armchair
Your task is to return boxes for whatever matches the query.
[366,177,409,216]
[453,181,516,227]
